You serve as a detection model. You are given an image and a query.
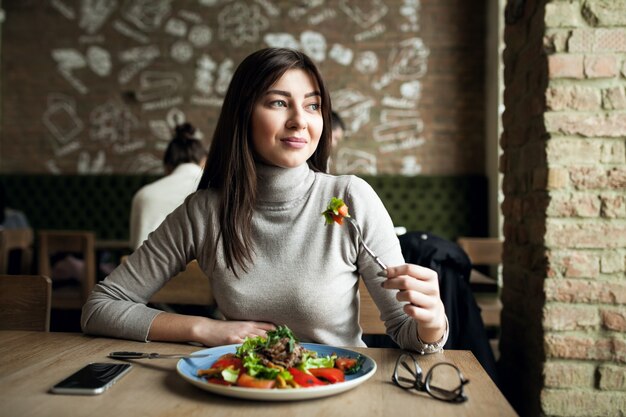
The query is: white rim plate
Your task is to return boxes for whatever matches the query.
[177,343,377,401]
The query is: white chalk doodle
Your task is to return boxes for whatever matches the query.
[400,0,420,32]
[166,107,186,129]
[165,17,188,37]
[215,59,234,95]
[141,96,184,111]
[198,0,220,6]
[90,100,139,146]
[264,33,299,49]
[149,119,172,141]
[113,19,150,43]
[113,140,146,154]
[288,0,324,20]
[255,0,280,17]
[55,141,81,157]
[51,50,88,92]
[373,109,424,143]
[118,45,160,84]
[46,160,62,174]
[79,0,116,34]
[188,25,212,47]
[379,137,424,154]
[136,71,183,102]
[329,44,353,66]
[381,96,416,109]
[178,9,202,23]
[354,22,386,42]
[218,2,269,47]
[122,0,172,32]
[52,49,86,70]
[374,37,429,90]
[300,31,326,62]
[125,153,162,173]
[400,155,422,175]
[77,150,109,174]
[190,95,224,107]
[354,51,379,74]
[308,8,336,25]
[332,89,375,134]
[335,148,377,175]
[86,46,112,76]
[43,94,84,145]
[171,40,194,63]
[51,0,75,20]
[195,54,216,95]
[339,0,388,28]
[400,80,422,100]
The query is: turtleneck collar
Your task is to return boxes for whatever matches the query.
[255,162,315,206]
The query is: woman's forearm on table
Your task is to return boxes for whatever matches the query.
[148,313,277,347]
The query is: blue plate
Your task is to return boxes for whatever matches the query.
[177,343,377,401]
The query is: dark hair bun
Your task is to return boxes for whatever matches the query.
[174,123,196,140]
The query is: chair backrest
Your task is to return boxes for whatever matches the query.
[38,230,96,309]
[457,237,503,266]
[0,274,52,331]
[0,228,34,274]
[359,280,386,335]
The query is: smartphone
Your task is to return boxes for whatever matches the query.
[50,363,132,395]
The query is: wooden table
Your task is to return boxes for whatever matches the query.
[0,331,517,417]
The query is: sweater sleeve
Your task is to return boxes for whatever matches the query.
[81,193,207,341]
[345,177,426,351]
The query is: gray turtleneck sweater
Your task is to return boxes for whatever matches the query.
[82,163,428,349]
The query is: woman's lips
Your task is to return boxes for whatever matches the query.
[281,137,307,149]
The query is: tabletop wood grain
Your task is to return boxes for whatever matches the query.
[0,331,517,417]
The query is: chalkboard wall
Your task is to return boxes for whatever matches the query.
[1,0,486,175]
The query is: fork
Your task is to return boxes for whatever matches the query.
[344,217,388,271]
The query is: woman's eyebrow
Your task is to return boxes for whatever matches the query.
[265,89,321,98]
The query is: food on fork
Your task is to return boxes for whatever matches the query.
[322,197,350,225]
[197,325,363,389]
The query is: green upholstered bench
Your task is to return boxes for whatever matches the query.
[1,174,488,242]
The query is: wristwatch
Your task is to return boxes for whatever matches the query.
[416,316,449,355]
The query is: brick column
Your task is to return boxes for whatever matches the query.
[500,1,626,416]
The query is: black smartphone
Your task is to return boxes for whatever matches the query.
[49,363,132,395]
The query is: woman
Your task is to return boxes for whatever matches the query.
[82,48,448,352]
[129,122,206,249]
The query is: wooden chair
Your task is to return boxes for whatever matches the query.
[0,228,34,274]
[0,274,52,331]
[358,280,386,335]
[38,230,96,310]
[150,260,214,306]
[119,256,214,306]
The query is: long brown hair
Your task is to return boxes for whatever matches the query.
[198,48,332,275]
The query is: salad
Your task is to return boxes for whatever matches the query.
[197,326,363,389]
[322,197,350,225]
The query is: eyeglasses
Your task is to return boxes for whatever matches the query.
[392,353,469,403]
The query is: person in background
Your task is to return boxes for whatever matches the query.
[0,183,30,230]
[82,48,448,353]
[330,110,345,147]
[129,123,206,249]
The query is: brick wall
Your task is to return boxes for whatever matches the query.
[500,0,626,416]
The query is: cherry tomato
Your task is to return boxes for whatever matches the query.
[309,368,345,384]
[335,357,358,372]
